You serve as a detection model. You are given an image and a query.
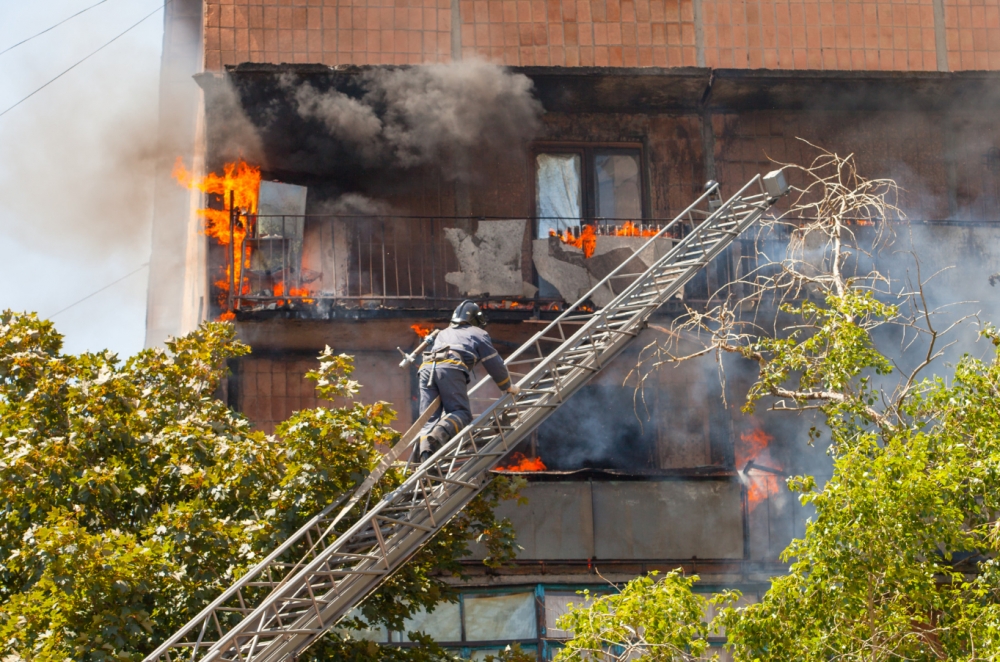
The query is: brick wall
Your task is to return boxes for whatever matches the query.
[235,352,414,434]
[204,0,1000,71]
[204,0,453,69]
[458,0,697,66]
[702,0,939,70]
[236,356,325,433]
[947,0,1000,69]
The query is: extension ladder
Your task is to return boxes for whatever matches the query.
[144,171,788,662]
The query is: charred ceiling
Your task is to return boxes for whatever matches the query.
[208,63,1000,120]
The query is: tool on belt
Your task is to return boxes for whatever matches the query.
[397,328,440,369]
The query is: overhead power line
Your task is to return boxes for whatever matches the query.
[0,0,169,119]
[0,0,113,57]
[50,262,149,319]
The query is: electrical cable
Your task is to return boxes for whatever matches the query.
[49,262,149,319]
[0,0,113,57]
[0,0,170,119]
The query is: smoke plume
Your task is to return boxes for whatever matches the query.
[313,193,396,217]
[0,2,168,354]
[287,60,543,181]
[204,76,266,166]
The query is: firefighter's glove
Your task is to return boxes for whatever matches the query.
[506,384,521,396]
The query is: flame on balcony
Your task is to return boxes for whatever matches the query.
[273,282,314,304]
[483,300,532,311]
[495,452,547,472]
[550,222,662,259]
[612,221,661,238]
[411,323,433,338]
[173,158,261,314]
[550,225,597,258]
[736,426,783,511]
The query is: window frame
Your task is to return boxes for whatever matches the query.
[530,142,650,232]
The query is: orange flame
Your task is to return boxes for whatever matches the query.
[550,222,662,259]
[411,323,433,338]
[173,158,262,317]
[272,282,314,304]
[736,426,783,511]
[172,158,260,245]
[549,225,597,258]
[483,300,533,311]
[611,220,660,238]
[496,452,547,472]
[736,428,772,468]
[746,475,781,509]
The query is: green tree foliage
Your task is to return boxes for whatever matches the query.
[0,312,520,662]
[553,571,727,662]
[720,322,1000,661]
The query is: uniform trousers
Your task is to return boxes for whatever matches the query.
[417,365,473,455]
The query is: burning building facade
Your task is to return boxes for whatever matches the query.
[147,0,1000,658]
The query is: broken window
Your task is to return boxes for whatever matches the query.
[248,181,308,296]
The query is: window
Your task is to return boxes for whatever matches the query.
[594,153,642,220]
[464,592,537,641]
[534,145,645,238]
[535,153,582,238]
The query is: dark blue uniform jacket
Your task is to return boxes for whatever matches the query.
[421,324,512,390]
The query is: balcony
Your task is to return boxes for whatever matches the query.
[223,214,743,319]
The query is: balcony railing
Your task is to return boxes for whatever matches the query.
[223,214,709,315]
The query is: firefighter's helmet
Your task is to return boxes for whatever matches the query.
[451,300,487,328]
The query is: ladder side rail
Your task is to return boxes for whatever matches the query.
[143,382,454,659]
[242,331,649,662]
[601,186,772,322]
[248,286,680,662]
[151,183,766,662]
[184,410,524,662]
[183,298,648,662]
[142,495,351,661]
[310,182,747,544]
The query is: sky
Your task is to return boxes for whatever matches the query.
[0,0,165,357]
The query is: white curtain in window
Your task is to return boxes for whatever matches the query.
[535,153,581,238]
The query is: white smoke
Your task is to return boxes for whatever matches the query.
[314,193,396,217]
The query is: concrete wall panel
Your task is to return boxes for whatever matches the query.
[494,482,595,560]
[592,480,744,559]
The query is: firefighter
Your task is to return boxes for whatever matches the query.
[417,300,520,462]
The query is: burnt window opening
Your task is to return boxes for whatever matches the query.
[533,144,646,239]
[534,384,657,471]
